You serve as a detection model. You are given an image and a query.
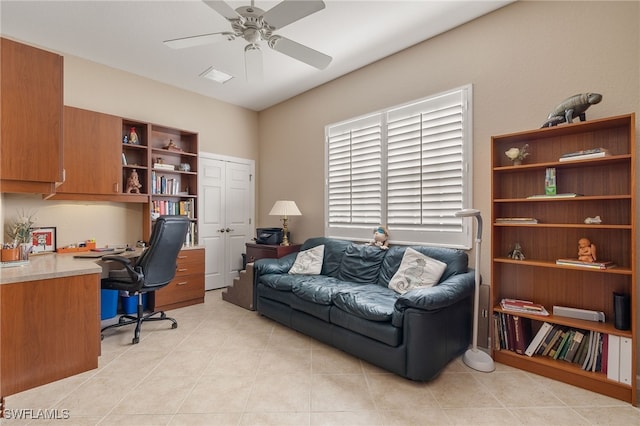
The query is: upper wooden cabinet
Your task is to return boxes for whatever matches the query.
[56,106,123,196]
[0,38,63,193]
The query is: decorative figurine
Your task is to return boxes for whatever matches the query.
[129,127,140,145]
[164,139,182,151]
[368,226,389,250]
[126,169,142,194]
[578,237,596,262]
[508,242,526,260]
[584,215,602,224]
[541,92,602,128]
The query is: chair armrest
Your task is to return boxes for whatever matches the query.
[252,253,298,275]
[102,255,143,286]
[394,270,475,312]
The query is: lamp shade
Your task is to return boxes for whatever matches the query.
[269,200,302,217]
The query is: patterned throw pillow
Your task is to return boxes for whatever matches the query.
[289,245,325,275]
[388,247,447,294]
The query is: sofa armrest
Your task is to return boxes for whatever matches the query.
[394,270,475,312]
[253,253,298,276]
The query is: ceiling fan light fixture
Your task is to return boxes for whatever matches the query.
[200,66,234,84]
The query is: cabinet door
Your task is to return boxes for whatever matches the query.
[57,106,122,194]
[0,38,63,189]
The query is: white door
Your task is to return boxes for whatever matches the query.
[199,153,254,290]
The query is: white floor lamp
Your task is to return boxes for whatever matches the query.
[455,208,495,372]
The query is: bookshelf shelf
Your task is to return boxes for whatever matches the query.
[491,114,636,404]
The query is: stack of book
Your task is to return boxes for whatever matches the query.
[495,217,538,224]
[555,258,616,270]
[500,298,549,316]
[559,147,610,162]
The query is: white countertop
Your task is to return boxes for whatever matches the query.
[0,252,103,284]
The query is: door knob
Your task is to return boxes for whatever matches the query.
[218,228,226,233]
[225,228,234,232]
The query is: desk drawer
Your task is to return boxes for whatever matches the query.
[176,249,204,275]
[152,274,204,310]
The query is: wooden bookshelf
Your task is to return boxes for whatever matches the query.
[491,114,636,404]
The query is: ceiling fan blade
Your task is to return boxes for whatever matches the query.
[268,36,331,69]
[262,0,326,30]
[244,44,263,83]
[164,32,234,49]
[202,0,241,21]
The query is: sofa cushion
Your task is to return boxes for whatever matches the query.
[332,284,399,322]
[330,307,402,347]
[292,277,363,305]
[388,248,447,294]
[259,274,303,292]
[337,244,387,284]
[289,244,324,275]
[300,237,351,277]
[378,245,468,287]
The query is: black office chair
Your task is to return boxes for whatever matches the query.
[100,215,190,344]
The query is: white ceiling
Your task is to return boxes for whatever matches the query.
[1,0,511,111]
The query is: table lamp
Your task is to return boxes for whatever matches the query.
[455,208,495,372]
[269,200,302,246]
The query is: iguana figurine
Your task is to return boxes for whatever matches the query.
[541,92,602,128]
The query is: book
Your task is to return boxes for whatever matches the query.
[545,167,556,196]
[512,315,532,355]
[563,330,584,362]
[554,330,573,360]
[500,298,549,316]
[542,328,564,357]
[555,258,616,270]
[536,324,560,355]
[526,193,580,199]
[525,322,553,356]
[559,147,611,162]
[495,217,538,224]
[153,163,175,171]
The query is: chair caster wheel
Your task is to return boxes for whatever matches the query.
[171,323,178,329]
[101,334,104,341]
[132,337,139,344]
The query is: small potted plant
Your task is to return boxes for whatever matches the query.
[505,144,530,166]
[4,210,37,261]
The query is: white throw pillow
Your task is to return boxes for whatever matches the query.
[388,247,447,294]
[289,245,325,275]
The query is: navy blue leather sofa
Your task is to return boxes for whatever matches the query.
[253,237,475,381]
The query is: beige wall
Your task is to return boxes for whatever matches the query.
[257,0,640,270]
[2,54,259,248]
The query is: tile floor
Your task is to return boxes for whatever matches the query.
[4,290,640,425]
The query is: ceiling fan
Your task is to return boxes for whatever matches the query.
[164,0,332,81]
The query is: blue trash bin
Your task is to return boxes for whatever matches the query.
[101,289,118,320]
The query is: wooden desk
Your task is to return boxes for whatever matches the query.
[222,243,301,310]
[1,254,102,399]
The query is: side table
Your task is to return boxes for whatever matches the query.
[222,243,301,310]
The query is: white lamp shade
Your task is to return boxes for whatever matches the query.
[269,200,302,217]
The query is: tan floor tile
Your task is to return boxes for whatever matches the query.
[574,406,640,425]
[443,407,523,425]
[379,408,452,425]
[510,407,591,425]
[152,350,212,377]
[258,347,312,375]
[113,375,198,415]
[474,370,564,407]
[202,348,262,376]
[428,372,502,408]
[245,374,311,412]
[94,350,168,381]
[311,346,363,374]
[310,410,383,426]
[98,413,172,425]
[240,411,310,425]
[54,376,133,417]
[169,412,243,425]
[365,373,438,410]
[311,374,375,412]
[178,374,254,413]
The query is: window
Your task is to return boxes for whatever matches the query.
[325,85,473,249]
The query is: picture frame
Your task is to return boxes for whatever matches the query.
[31,227,57,253]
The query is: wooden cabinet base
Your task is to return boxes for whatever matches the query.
[0,274,100,397]
[222,263,255,310]
[150,248,205,311]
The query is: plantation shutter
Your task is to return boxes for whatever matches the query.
[325,85,473,248]
[386,90,466,244]
[326,114,383,239]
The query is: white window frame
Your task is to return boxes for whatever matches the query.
[324,85,474,249]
